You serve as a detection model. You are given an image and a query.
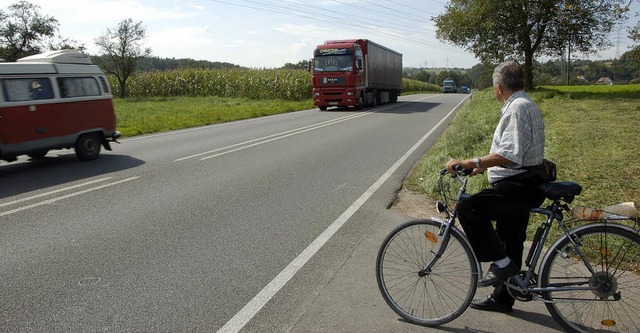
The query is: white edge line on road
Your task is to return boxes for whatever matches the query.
[0,177,139,217]
[217,96,469,333]
[0,177,112,208]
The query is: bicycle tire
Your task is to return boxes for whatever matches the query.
[540,223,640,333]
[375,219,478,326]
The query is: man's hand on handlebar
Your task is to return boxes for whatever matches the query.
[445,159,486,176]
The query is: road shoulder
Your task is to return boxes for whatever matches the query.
[289,187,564,332]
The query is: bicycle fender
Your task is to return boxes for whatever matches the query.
[539,222,639,276]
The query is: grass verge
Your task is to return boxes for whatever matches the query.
[114,96,314,137]
[405,85,640,215]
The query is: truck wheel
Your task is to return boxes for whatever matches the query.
[319,106,328,111]
[358,94,365,109]
[75,133,102,161]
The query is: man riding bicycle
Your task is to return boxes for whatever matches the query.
[445,61,546,313]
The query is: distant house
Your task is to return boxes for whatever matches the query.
[596,76,613,85]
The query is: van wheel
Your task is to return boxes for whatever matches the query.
[28,150,48,159]
[75,133,102,161]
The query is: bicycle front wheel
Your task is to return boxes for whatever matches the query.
[375,219,478,326]
[540,223,640,333]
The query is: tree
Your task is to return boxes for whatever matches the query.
[0,1,58,61]
[433,0,628,90]
[282,60,310,70]
[629,12,640,62]
[95,18,151,98]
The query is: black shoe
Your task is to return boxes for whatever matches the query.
[478,261,518,287]
[470,295,513,313]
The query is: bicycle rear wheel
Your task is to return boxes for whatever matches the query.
[540,223,640,333]
[375,219,478,326]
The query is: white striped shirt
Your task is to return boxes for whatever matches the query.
[487,90,545,184]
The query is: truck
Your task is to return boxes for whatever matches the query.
[312,39,402,110]
[0,50,120,163]
[442,78,457,93]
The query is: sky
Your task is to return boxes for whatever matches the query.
[1,0,639,69]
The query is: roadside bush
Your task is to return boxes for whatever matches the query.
[403,78,441,93]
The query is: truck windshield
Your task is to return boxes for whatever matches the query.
[314,55,353,72]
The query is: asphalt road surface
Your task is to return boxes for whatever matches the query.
[1,94,565,332]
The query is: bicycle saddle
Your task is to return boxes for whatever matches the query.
[538,182,582,202]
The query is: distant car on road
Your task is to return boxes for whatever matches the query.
[442,79,456,93]
[461,85,469,94]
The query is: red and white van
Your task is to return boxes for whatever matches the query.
[0,50,120,163]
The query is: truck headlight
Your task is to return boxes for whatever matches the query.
[313,92,320,97]
[347,91,355,96]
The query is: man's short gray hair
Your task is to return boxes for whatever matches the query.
[492,61,524,91]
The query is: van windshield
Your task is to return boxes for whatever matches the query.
[314,55,353,73]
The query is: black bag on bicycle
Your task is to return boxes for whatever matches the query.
[524,159,557,183]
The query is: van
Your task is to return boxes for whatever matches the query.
[0,50,120,163]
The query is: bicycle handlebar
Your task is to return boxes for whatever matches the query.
[440,165,474,177]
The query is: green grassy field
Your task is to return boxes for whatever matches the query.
[405,84,640,216]
[114,96,314,137]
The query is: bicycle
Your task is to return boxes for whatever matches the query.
[376,167,640,332]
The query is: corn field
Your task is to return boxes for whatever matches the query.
[109,68,440,100]
[109,68,313,100]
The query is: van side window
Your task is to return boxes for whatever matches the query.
[1,78,54,101]
[57,77,101,98]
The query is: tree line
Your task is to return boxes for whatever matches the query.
[405,49,639,90]
[433,0,640,91]
[2,0,639,98]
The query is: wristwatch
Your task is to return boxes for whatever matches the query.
[472,157,481,168]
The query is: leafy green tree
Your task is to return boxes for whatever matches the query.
[433,0,627,90]
[0,1,58,61]
[282,60,310,70]
[629,12,640,64]
[412,70,432,83]
[95,18,151,98]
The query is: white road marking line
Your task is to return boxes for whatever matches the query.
[0,177,139,217]
[174,112,368,162]
[217,98,468,333]
[0,178,112,208]
[200,111,374,161]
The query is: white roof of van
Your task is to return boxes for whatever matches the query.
[17,50,93,65]
[0,51,105,75]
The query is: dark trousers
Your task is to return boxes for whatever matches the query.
[457,172,545,305]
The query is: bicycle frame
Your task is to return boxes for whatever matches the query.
[506,204,601,299]
[503,200,638,302]
[419,171,480,277]
[431,170,636,301]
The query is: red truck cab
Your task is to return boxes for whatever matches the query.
[312,39,402,111]
[0,50,120,163]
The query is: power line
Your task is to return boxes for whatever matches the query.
[207,0,448,49]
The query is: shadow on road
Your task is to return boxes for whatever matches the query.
[0,153,145,199]
[318,101,441,114]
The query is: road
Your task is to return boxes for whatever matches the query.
[0,93,565,332]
